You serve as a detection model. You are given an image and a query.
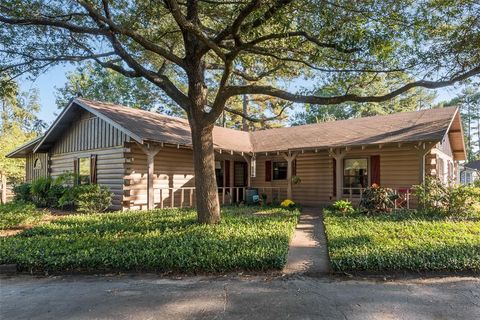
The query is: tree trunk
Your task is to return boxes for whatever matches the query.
[242,94,248,131]
[189,116,221,224]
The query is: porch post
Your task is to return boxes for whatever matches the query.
[137,143,162,210]
[242,155,251,187]
[329,149,345,200]
[282,152,298,200]
[335,154,344,200]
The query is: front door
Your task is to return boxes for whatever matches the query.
[234,162,247,202]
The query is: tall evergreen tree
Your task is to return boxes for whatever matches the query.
[442,87,480,161]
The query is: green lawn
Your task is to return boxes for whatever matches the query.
[0,202,45,230]
[323,209,480,272]
[0,206,299,273]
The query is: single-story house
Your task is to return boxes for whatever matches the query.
[458,160,480,185]
[7,98,466,210]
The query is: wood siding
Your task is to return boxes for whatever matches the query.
[25,153,49,182]
[251,145,425,206]
[123,143,197,210]
[50,147,127,210]
[51,110,130,155]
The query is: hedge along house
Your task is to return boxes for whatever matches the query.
[7,98,465,210]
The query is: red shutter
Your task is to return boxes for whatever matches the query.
[224,160,230,187]
[265,161,272,182]
[243,162,248,186]
[292,159,297,176]
[370,155,381,186]
[90,154,97,184]
[332,158,336,197]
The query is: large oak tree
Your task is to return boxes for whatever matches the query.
[1,0,479,223]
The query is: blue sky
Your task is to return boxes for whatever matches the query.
[20,64,464,126]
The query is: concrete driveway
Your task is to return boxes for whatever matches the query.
[1,274,479,320]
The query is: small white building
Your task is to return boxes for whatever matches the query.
[458,160,480,185]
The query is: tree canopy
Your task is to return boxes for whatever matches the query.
[291,73,436,125]
[1,0,479,223]
[0,78,44,182]
[441,86,480,162]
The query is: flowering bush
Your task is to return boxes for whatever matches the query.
[359,184,398,213]
[280,199,296,208]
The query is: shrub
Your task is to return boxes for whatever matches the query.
[13,183,32,203]
[412,177,447,212]
[413,177,480,217]
[280,199,295,208]
[30,177,53,207]
[76,184,113,214]
[331,200,354,215]
[0,201,44,230]
[444,185,480,217]
[359,184,398,213]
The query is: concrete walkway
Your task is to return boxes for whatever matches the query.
[283,207,331,275]
[1,275,479,319]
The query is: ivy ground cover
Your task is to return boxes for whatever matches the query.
[323,209,480,272]
[0,206,299,273]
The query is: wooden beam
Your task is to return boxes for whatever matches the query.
[137,143,162,210]
[282,152,298,200]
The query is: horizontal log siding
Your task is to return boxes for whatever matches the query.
[251,145,429,206]
[51,112,129,155]
[50,147,127,210]
[250,155,289,203]
[124,143,196,210]
[25,153,49,182]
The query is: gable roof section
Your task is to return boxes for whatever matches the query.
[74,98,252,153]
[9,98,463,159]
[5,136,42,158]
[465,160,480,171]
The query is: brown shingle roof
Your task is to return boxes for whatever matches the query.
[76,98,252,153]
[77,98,458,154]
[250,107,459,152]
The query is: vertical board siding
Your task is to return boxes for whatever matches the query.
[46,110,129,210]
[25,153,49,182]
[51,110,129,155]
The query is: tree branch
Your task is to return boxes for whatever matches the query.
[164,0,226,61]
[223,65,480,105]
[76,0,186,67]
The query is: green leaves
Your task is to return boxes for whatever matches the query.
[0,201,44,230]
[0,206,300,273]
[323,209,480,272]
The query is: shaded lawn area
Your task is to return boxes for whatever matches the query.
[0,206,299,273]
[323,209,480,272]
[0,202,45,230]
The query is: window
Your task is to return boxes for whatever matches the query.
[437,158,445,183]
[215,161,224,187]
[273,161,288,180]
[78,157,91,184]
[33,158,42,170]
[343,158,368,194]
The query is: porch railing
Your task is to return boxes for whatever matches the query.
[153,186,249,209]
[343,187,411,209]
